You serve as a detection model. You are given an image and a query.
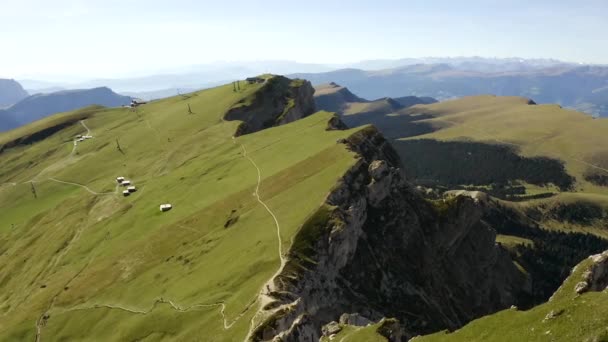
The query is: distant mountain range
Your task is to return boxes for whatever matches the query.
[17,60,340,94]
[0,79,28,108]
[7,57,608,120]
[343,56,572,72]
[13,57,591,94]
[122,88,199,101]
[16,57,607,117]
[0,87,131,132]
[292,63,608,117]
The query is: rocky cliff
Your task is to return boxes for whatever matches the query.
[572,251,608,295]
[250,124,529,341]
[225,76,316,135]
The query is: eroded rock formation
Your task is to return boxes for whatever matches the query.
[225,76,316,136]
[251,124,529,341]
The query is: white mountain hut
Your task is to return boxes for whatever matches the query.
[116,177,125,184]
[122,190,131,197]
[160,204,172,212]
[127,186,137,193]
[121,180,131,186]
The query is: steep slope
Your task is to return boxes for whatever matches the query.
[323,90,608,205]
[225,76,316,135]
[334,250,608,342]
[0,75,533,341]
[0,79,28,108]
[400,95,608,196]
[0,87,131,132]
[249,128,529,341]
[414,250,608,342]
[0,76,355,341]
[313,87,608,329]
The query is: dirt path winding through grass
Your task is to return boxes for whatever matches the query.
[48,178,116,196]
[61,296,259,332]
[34,124,286,340]
[233,137,289,341]
[238,142,285,267]
[69,120,91,156]
[80,120,91,136]
[570,157,608,174]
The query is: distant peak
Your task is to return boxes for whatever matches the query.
[383,97,405,110]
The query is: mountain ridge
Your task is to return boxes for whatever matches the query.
[0,75,540,341]
[0,79,28,108]
[0,87,131,132]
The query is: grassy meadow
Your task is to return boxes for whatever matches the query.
[0,78,363,340]
[404,95,608,196]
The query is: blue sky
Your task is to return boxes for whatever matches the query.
[1,0,606,79]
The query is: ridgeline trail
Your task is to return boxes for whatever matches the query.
[48,178,116,196]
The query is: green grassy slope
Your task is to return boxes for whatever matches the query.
[413,256,608,342]
[404,95,608,196]
[0,77,363,340]
[398,96,608,240]
[338,255,608,342]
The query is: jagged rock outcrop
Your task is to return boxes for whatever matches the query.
[326,114,348,131]
[225,76,316,136]
[251,124,529,341]
[339,313,372,326]
[574,251,608,294]
[444,190,490,205]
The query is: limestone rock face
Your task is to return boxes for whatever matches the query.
[574,251,608,294]
[277,79,316,125]
[224,76,316,136]
[444,190,490,205]
[339,313,372,327]
[250,126,529,341]
[321,321,342,337]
